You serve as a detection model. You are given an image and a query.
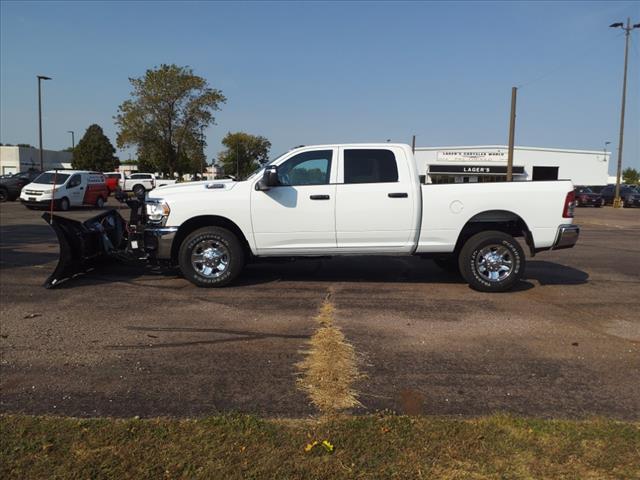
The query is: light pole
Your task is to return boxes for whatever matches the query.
[610,18,639,207]
[37,75,52,171]
[603,141,611,162]
[67,130,75,149]
[200,125,205,178]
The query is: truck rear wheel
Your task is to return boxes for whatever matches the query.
[458,231,524,292]
[178,226,245,287]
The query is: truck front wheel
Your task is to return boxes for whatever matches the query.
[178,226,245,287]
[458,231,524,292]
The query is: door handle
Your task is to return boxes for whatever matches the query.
[388,192,408,198]
[79,187,84,190]
[310,194,330,200]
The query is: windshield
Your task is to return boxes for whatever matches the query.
[576,187,592,193]
[33,172,70,185]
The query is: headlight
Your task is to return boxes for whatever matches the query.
[146,199,171,223]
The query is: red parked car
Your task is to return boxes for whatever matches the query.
[574,186,604,207]
[104,172,121,194]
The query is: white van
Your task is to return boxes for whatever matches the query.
[20,170,109,211]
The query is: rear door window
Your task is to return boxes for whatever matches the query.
[343,149,398,184]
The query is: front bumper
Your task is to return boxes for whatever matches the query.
[552,224,580,250]
[20,197,55,208]
[144,226,178,259]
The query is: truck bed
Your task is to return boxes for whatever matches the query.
[416,180,574,253]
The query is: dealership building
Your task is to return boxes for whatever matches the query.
[0,146,72,175]
[414,145,610,186]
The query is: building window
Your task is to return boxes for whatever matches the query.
[532,166,559,181]
[344,149,398,184]
[429,175,456,184]
[477,175,507,183]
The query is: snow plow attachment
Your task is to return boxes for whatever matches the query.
[42,209,128,288]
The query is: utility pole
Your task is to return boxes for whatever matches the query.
[411,135,416,153]
[610,18,639,207]
[506,86,517,182]
[37,75,52,171]
[67,130,74,149]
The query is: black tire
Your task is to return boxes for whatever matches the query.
[458,231,525,292]
[596,199,603,208]
[133,184,145,197]
[178,226,245,287]
[95,196,105,209]
[58,197,70,211]
[433,254,460,274]
[0,188,8,203]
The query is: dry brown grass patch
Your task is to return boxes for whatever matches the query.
[296,293,362,415]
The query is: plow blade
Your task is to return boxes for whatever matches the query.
[42,209,128,288]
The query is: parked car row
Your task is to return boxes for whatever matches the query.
[599,184,640,208]
[572,184,640,208]
[0,168,182,210]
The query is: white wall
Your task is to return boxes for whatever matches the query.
[0,146,73,174]
[414,146,609,186]
[0,146,20,175]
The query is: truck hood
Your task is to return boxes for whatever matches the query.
[149,179,239,199]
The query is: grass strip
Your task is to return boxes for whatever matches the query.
[2,413,638,479]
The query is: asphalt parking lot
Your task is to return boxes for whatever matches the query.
[1,200,638,419]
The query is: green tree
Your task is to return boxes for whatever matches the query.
[217,132,271,179]
[71,124,119,171]
[622,167,639,185]
[115,64,226,176]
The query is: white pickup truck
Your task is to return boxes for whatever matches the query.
[133,143,579,292]
[106,172,177,196]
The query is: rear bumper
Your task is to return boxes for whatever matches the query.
[552,224,580,250]
[144,226,178,259]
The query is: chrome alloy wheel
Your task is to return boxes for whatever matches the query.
[475,245,514,282]
[191,239,230,278]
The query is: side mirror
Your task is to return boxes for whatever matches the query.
[256,165,279,191]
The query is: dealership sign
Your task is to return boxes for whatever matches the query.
[437,150,507,162]
[428,165,525,175]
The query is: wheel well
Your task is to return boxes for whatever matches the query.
[170,215,252,264]
[455,210,535,256]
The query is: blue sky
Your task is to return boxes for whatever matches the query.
[1,1,639,171]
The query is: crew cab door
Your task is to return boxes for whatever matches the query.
[335,147,416,251]
[65,174,85,206]
[251,149,337,254]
